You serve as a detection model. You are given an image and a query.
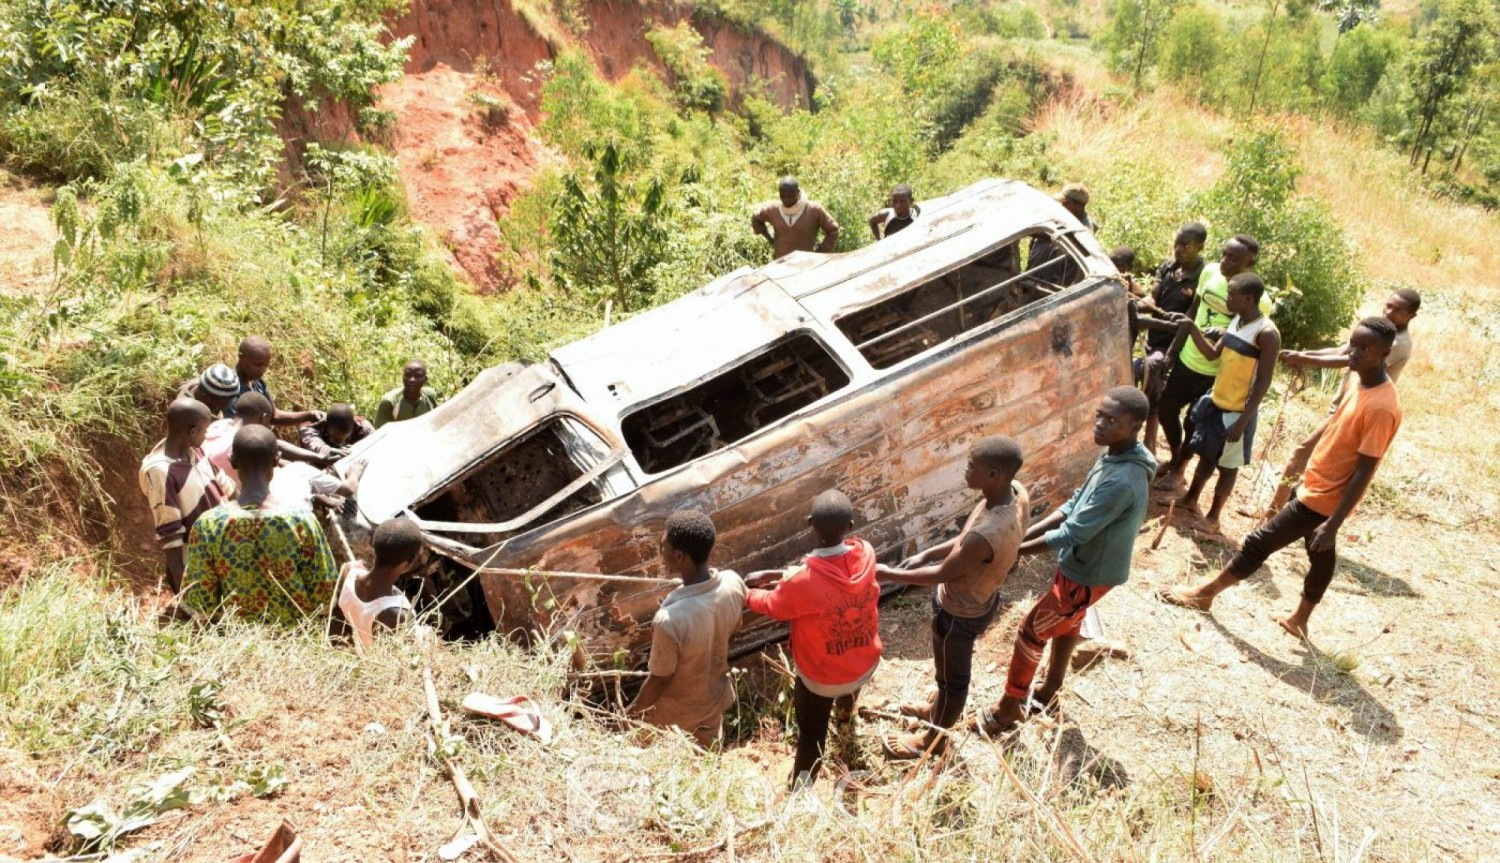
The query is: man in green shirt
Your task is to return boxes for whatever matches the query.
[1155,235,1268,485]
[374,360,440,428]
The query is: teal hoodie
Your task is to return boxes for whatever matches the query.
[1043,443,1157,587]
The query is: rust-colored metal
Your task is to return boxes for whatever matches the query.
[338,179,1132,664]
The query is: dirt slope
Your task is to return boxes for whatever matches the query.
[345,0,813,291]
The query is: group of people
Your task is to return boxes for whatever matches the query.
[685,178,1414,782]
[137,335,443,647]
[626,385,1154,788]
[134,177,1416,791]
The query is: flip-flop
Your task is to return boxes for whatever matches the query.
[972,705,1015,740]
[1023,694,1057,718]
[881,732,933,760]
[460,693,554,745]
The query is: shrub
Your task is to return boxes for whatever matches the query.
[1158,4,1226,105]
[1193,127,1363,348]
[646,22,730,113]
[1320,24,1404,118]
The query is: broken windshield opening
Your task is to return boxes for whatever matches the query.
[835,235,1072,370]
[410,417,629,544]
[621,332,852,475]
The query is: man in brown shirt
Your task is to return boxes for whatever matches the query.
[751,176,840,258]
[877,436,1029,757]
[626,511,746,747]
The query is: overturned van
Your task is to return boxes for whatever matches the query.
[337,178,1131,661]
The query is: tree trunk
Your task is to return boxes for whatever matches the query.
[1246,0,1282,118]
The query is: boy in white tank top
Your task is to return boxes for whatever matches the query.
[338,518,419,651]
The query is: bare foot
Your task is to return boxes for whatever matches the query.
[1275,615,1309,639]
[1157,587,1214,611]
[898,700,933,723]
[1195,516,1222,536]
[1153,473,1185,491]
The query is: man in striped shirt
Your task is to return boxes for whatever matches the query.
[139,399,236,591]
[1171,273,1280,533]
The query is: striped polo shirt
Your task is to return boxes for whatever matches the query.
[1211,313,1276,412]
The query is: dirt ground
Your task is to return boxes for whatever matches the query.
[851,439,1500,860]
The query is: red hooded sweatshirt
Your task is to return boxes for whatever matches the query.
[745,537,882,688]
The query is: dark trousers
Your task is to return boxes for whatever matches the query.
[930,594,999,730]
[1228,498,1336,603]
[791,678,855,787]
[1158,360,1216,458]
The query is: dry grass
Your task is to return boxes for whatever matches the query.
[4,23,1500,863]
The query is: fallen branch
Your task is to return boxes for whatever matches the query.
[1151,501,1175,551]
[423,664,520,863]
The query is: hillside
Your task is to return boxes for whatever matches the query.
[2,0,1500,861]
[287,0,814,291]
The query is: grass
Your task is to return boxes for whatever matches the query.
[3,2,1500,861]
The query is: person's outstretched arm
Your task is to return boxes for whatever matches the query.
[877,533,992,587]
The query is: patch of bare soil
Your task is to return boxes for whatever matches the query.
[0,750,62,860]
[0,174,56,298]
[364,0,813,292]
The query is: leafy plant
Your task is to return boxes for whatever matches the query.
[646,23,729,113]
[63,767,195,853]
[1193,127,1363,348]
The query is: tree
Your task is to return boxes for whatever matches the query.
[548,140,671,312]
[1100,0,1184,90]
[1405,0,1497,170]
[1160,4,1227,104]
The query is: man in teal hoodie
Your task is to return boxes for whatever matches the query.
[977,386,1156,735]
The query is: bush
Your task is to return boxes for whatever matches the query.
[1158,4,1226,105]
[1193,127,1363,348]
[646,22,730,113]
[1321,24,1404,119]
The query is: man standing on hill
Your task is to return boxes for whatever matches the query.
[228,335,321,427]
[976,388,1156,735]
[1155,235,1268,485]
[868,184,920,240]
[1267,288,1420,513]
[1160,318,1403,639]
[751,176,840,258]
[1028,183,1096,287]
[139,399,236,592]
[1133,223,1208,451]
[1172,273,1281,533]
[375,361,441,428]
[876,436,1028,759]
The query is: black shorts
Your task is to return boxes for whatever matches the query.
[1159,361,1215,414]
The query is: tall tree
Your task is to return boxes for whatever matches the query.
[1405,0,1497,169]
[1101,0,1183,91]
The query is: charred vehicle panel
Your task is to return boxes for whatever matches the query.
[337,179,1131,662]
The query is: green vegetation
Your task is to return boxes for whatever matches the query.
[0,0,504,536]
[1111,0,1500,206]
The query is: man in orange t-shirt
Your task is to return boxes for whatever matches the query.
[1160,317,1402,639]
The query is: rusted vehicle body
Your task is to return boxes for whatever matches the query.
[340,178,1131,661]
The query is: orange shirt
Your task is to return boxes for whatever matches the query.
[1298,379,1402,517]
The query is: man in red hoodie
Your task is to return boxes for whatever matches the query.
[876,435,1029,759]
[745,490,882,788]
